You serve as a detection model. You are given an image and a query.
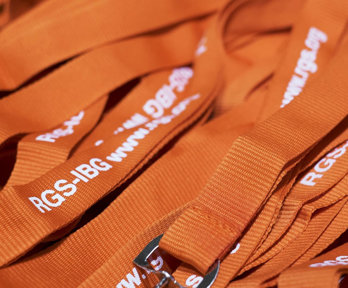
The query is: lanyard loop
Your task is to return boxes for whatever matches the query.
[0,0,346,287]
[134,234,220,288]
[159,0,348,276]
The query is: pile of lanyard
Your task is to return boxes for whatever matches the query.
[0,0,347,287]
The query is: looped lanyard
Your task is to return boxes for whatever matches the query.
[0,16,210,148]
[158,0,348,275]
[0,0,224,90]
[0,0,346,287]
[278,242,348,288]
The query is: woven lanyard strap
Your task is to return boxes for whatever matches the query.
[0,15,212,189]
[278,242,348,288]
[159,0,348,275]
[0,17,209,148]
[0,0,291,285]
[279,244,348,288]
[0,0,224,90]
[0,12,224,266]
[0,0,346,287]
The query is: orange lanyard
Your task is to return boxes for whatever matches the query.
[0,0,224,90]
[0,17,210,149]
[0,1,346,287]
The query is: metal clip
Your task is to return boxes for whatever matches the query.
[133,234,220,288]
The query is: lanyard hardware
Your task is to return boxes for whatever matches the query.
[133,234,220,288]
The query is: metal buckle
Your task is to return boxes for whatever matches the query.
[133,234,220,288]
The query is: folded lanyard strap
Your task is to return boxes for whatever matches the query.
[278,242,348,288]
[191,135,347,287]
[0,97,259,288]
[0,0,224,90]
[73,135,347,288]
[0,12,225,266]
[0,17,209,148]
[259,0,348,120]
[239,138,348,274]
[0,1,288,284]
[74,132,347,288]
[1,17,211,187]
[41,0,346,286]
[0,1,346,287]
[4,96,107,187]
[159,33,348,275]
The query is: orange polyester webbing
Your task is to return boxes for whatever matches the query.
[75,131,348,288]
[238,139,348,275]
[3,96,107,188]
[0,14,224,266]
[259,0,348,120]
[0,0,294,270]
[0,2,294,285]
[0,0,346,287]
[74,141,347,287]
[159,0,348,275]
[0,0,224,90]
[0,77,269,287]
[226,180,348,287]
[0,16,213,189]
[189,136,348,288]
[278,243,348,288]
[0,17,210,148]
